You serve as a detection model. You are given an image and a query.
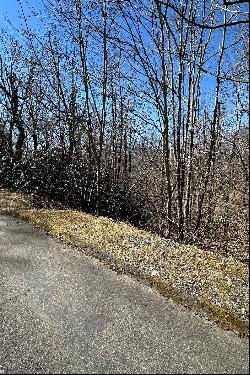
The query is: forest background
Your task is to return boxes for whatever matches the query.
[0,0,249,263]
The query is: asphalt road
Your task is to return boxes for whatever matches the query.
[0,213,249,374]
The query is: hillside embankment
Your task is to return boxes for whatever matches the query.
[0,187,248,337]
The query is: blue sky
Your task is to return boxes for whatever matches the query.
[0,0,20,25]
[0,0,245,126]
[0,0,41,30]
[0,0,44,39]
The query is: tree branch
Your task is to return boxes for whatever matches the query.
[224,0,249,6]
[161,1,249,29]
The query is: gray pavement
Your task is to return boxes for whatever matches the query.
[0,213,249,374]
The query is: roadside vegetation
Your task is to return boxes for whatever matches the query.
[0,187,248,336]
[0,1,249,264]
[0,0,248,336]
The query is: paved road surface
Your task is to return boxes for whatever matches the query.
[0,214,249,374]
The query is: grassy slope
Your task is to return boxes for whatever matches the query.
[0,188,249,336]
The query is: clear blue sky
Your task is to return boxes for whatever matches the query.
[0,0,20,25]
[0,0,42,35]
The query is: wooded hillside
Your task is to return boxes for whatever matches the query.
[0,0,249,262]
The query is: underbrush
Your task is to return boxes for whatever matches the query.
[0,187,248,337]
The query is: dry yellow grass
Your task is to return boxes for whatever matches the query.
[0,188,249,336]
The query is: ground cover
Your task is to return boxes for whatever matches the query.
[0,187,248,336]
